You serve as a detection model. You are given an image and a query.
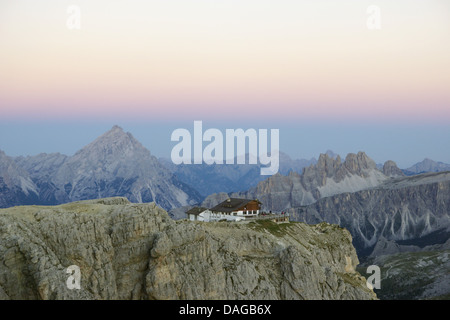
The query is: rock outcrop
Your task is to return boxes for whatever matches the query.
[289,171,450,257]
[382,160,405,177]
[0,198,376,300]
[202,151,388,212]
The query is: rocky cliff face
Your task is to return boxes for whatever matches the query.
[202,152,392,212]
[289,172,450,257]
[0,198,376,300]
[382,160,405,177]
[0,151,40,208]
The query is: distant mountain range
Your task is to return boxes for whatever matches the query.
[403,158,450,175]
[159,151,317,197]
[191,153,450,301]
[1,126,202,210]
[199,151,405,212]
[161,152,450,199]
[2,124,449,217]
[2,125,449,299]
[290,171,450,256]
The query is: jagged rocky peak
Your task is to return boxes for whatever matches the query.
[317,152,341,173]
[94,125,142,148]
[325,149,339,159]
[303,152,337,174]
[302,151,376,178]
[343,151,376,174]
[383,160,405,177]
[301,153,339,187]
[72,125,150,161]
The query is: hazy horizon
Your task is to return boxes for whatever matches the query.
[1,121,450,169]
[1,1,449,169]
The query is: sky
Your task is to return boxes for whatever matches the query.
[1,0,450,168]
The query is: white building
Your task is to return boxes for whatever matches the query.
[185,198,261,222]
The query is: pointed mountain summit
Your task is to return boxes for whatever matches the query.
[72,125,150,161]
[53,125,202,209]
[1,126,202,210]
[405,158,450,175]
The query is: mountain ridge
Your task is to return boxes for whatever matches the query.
[1,126,202,210]
[160,151,318,197]
[200,151,403,213]
[288,170,450,257]
[403,158,450,175]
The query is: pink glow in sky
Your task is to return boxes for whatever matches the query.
[1,0,449,122]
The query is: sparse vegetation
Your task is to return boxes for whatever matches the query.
[249,219,293,237]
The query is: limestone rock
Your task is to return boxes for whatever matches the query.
[201,151,388,212]
[0,198,376,300]
[383,160,405,177]
[290,171,450,256]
